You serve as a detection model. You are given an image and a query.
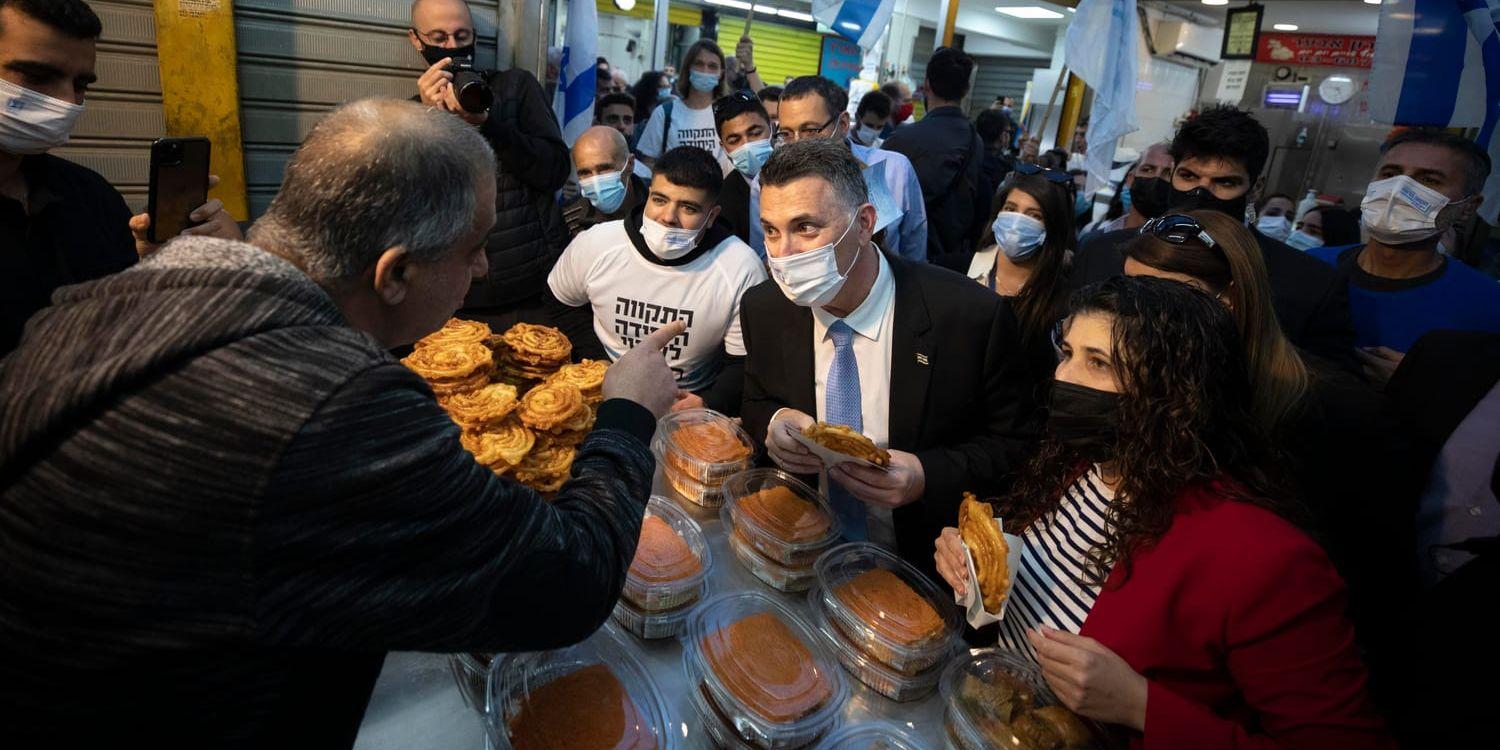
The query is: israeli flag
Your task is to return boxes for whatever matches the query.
[555,0,597,147]
[1064,0,1140,196]
[813,0,896,49]
[1371,0,1500,222]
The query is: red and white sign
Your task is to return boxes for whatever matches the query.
[1255,33,1375,68]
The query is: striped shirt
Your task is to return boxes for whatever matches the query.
[998,469,1117,663]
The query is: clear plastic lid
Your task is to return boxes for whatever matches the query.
[623,496,712,612]
[661,462,727,508]
[722,510,820,593]
[486,622,672,750]
[806,586,946,703]
[940,648,1107,750]
[450,652,494,712]
[723,468,842,566]
[652,409,755,483]
[613,585,703,641]
[682,591,848,748]
[813,543,961,673]
[811,722,928,750]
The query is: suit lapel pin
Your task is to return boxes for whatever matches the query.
[916,353,929,366]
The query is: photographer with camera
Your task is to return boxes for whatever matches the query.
[408,0,572,333]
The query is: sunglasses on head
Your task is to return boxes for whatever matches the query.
[712,89,759,115]
[1011,161,1074,185]
[1140,214,1218,250]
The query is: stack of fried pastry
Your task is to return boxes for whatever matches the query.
[545,359,608,405]
[415,317,492,350]
[402,340,494,399]
[495,323,573,389]
[803,422,892,468]
[959,493,1011,615]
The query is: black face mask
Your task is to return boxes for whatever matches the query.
[420,42,476,67]
[1046,380,1122,459]
[1127,176,1172,220]
[1169,185,1247,222]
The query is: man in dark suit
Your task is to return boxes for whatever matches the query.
[1072,105,1357,368]
[740,140,1033,579]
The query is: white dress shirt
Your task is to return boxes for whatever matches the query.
[811,249,897,548]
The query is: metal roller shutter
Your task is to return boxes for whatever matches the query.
[596,0,701,27]
[970,56,1047,116]
[714,14,821,87]
[67,1,163,213]
[233,0,502,217]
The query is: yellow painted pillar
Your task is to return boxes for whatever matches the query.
[941,0,961,48]
[1057,72,1086,155]
[153,0,248,220]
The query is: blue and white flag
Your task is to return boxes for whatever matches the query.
[813,0,896,49]
[555,0,597,147]
[1371,0,1500,222]
[1064,0,1140,196]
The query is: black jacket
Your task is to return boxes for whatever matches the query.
[740,254,1036,580]
[0,237,656,748]
[562,172,648,239]
[1072,226,1359,369]
[464,68,572,310]
[880,106,993,270]
[719,169,754,246]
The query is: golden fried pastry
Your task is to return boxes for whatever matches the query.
[702,611,832,724]
[518,382,587,432]
[460,421,536,473]
[548,359,609,402]
[502,323,573,366]
[802,422,891,467]
[833,568,945,648]
[959,493,1011,615]
[631,515,702,585]
[670,420,752,465]
[508,663,657,750]
[415,318,492,350]
[513,441,576,491]
[737,486,831,543]
[1012,706,1097,749]
[957,671,1034,724]
[442,383,519,430]
[402,341,494,397]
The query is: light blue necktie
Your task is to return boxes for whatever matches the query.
[826,320,869,541]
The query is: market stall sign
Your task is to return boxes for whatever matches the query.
[818,35,863,89]
[1255,33,1376,69]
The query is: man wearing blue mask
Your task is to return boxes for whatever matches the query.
[1308,128,1500,384]
[562,126,647,238]
[550,146,765,415]
[714,90,774,247]
[0,0,241,357]
[741,139,1033,582]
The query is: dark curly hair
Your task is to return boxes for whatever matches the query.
[1001,276,1297,587]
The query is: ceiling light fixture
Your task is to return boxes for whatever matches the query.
[777,9,814,22]
[996,6,1064,19]
[1273,23,1299,31]
[1364,0,1382,5]
[614,0,635,10]
[1201,0,1230,6]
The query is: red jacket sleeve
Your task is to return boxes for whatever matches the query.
[1142,507,1394,750]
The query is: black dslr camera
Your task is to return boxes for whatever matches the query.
[448,55,493,114]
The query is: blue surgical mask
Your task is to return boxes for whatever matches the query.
[579,167,628,214]
[1285,230,1322,251]
[991,211,1047,261]
[1074,191,1089,216]
[1120,184,1133,212]
[1255,214,1292,242]
[729,138,773,179]
[658,86,672,101]
[689,70,719,93]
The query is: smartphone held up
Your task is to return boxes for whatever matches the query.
[146,137,211,244]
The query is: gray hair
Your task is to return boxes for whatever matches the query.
[247,98,495,282]
[759,139,869,212]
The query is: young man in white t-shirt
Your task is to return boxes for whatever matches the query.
[549,146,767,415]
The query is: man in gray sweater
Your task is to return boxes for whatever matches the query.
[0,98,680,748]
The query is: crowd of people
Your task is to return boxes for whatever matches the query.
[2,0,1499,747]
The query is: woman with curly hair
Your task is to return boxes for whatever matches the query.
[934,276,1393,748]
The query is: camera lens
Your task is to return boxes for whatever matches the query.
[453,72,492,114]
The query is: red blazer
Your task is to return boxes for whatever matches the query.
[1078,481,1395,749]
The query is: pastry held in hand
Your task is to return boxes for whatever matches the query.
[787,424,889,472]
[956,493,1022,628]
[801,422,891,467]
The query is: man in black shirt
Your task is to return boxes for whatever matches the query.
[561,125,647,238]
[714,90,774,246]
[1072,105,1357,368]
[0,0,239,356]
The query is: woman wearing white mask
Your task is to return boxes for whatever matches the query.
[965,169,1077,394]
[635,40,733,174]
[1254,192,1296,242]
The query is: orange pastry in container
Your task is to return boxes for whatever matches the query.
[704,611,833,724]
[507,664,657,750]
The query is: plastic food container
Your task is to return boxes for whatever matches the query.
[450,651,495,712]
[812,722,928,750]
[813,543,961,675]
[723,509,820,593]
[622,496,713,613]
[682,591,848,749]
[940,648,1107,750]
[612,584,703,640]
[807,586,946,702]
[653,409,755,508]
[486,622,673,750]
[723,469,842,567]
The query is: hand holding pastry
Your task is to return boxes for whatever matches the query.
[766,409,821,475]
[934,527,972,597]
[828,449,924,508]
[603,320,686,419]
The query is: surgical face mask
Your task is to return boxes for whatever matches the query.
[1128,176,1171,219]
[1169,184,1248,223]
[579,167,628,213]
[1074,191,1090,216]
[1046,380,1121,460]
[658,86,673,101]
[1255,214,1292,242]
[856,124,882,145]
[420,42,477,67]
[991,211,1047,261]
[640,214,704,260]
[1285,229,1322,251]
[0,78,84,155]
[688,70,719,93]
[768,213,858,307]
[1119,183,1134,212]
[728,138,773,179]
[1361,174,1466,246]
